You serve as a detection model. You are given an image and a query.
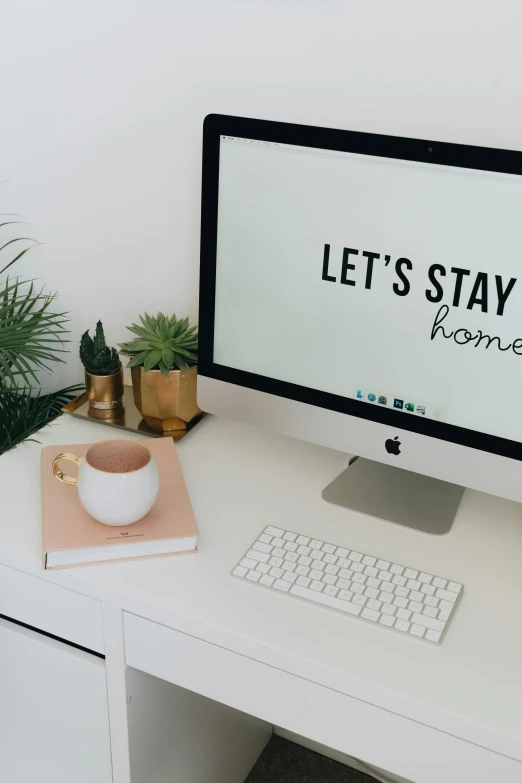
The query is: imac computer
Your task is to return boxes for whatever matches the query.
[198,114,522,535]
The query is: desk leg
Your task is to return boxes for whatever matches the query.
[103,601,131,783]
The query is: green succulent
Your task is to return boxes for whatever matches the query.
[80,320,120,376]
[119,312,198,376]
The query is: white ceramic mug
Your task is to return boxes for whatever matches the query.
[52,439,159,526]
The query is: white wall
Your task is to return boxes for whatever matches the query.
[1,0,521,390]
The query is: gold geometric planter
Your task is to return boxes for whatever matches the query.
[85,364,124,410]
[130,364,202,433]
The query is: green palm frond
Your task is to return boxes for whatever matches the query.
[0,385,83,455]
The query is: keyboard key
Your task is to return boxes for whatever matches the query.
[438,606,452,622]
[376,560,390,570]
[448,582,462,594]
[272,539,285,548]
[396,608,411,621]
[367,599,382,611]
[364,587,379,599]
[381,603,396,615]
[392,575,407,586]
[378,570,392,582]
[298,556,312,566]
[272,547,285,558]
[338,589,354,602]
[233,566,248,577]
[337,558,350,568]
[246,570,261,581]
[352,594,367,606]
[390,564,404,575]
[381,582,394,593]
[394,586,409,597]
[379,592,393,604]
[366,577,381,588]
[310,569,323,580]
[411,613,445,632]
[265,526,284,536]
[258,534,272,544]
[296,535,310,545]
[260,574,274,586]
[349,551,363,562]
[423,605,438,618]
[283,531,297,541]
[253,541,272,553]
[410,624,425,638]
[297,545,311,555]
[325,564,339,575]
[241,558,256,569]
[296,575,311,587]
[424,595,438,608]
[324,584,339,596]
[436,588,458,603]
[285,552,299,562]
[361,608,379,622]
[336,577,351,589]
[418,573,432,584]
[323,554,337,564]
[269,556,283,567]
[310,539,323,549]
[273,579,290,591]
[269,567,283,578]
[421,584,435,596]
[310,580,324,592]
[380,614,395,627]
[322,543,336,554]
[295,565,310,576]
[393,596,408,608]
[335,547,349,558]
[395,619,411,633]
[322,574,337,585]
[311,560,325,571]
[339,568,352,579]
[408,600,423,613]
[350,562,364,573]
[352,573,366,584]
[351,583,364,594]
[282,572,297,583]
[284,542,298,551]
[362,556,376,566]
[290,584,362,615]
[404,568,418,579]
[407,579,421,591]
[310,550,323,561]
[256,563,271,574]
[364,566,379,578]
[409,590,424,602]
[282,561,296,572]
[426,629,442,643]
[432,577,447,588]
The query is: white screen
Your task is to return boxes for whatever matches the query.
[213,135,522,442]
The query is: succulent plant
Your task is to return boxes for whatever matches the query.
[119,312,198,376]
[80,321,120,376]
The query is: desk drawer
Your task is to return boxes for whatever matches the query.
[124,613,522,783]
[0,565,104,655]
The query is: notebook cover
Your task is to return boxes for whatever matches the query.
[41,438,198,569]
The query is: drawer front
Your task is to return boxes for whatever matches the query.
[124,613,522,783]
[0,565,104,654]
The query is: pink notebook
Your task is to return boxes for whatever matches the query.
[41,438,198,569]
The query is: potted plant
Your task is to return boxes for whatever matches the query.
[119,312,201,433]
[80,321,123,411]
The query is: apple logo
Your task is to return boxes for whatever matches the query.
[385,436,401,455]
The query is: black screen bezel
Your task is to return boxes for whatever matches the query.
[199,113,522,462]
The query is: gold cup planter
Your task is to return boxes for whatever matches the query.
[85,364,124,410]
[130,365,202,433]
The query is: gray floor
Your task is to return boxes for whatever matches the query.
[245,736,377,783]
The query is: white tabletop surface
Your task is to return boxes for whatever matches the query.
[1,413,522,761]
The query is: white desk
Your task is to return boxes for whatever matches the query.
[1,414,522,783]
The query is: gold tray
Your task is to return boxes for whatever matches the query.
[62,381,205,441]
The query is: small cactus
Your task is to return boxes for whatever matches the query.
[80,321,120,376]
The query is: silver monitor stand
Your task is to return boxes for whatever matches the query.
[322,457,464,535]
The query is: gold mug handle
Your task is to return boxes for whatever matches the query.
[52,453,80,486]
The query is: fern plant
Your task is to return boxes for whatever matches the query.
[119,312,198,376]
[0,221,81,456]
[80,321,120,375]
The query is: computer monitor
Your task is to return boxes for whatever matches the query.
[198,114,522,534]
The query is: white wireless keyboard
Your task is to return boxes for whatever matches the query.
[233,526,463,644]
